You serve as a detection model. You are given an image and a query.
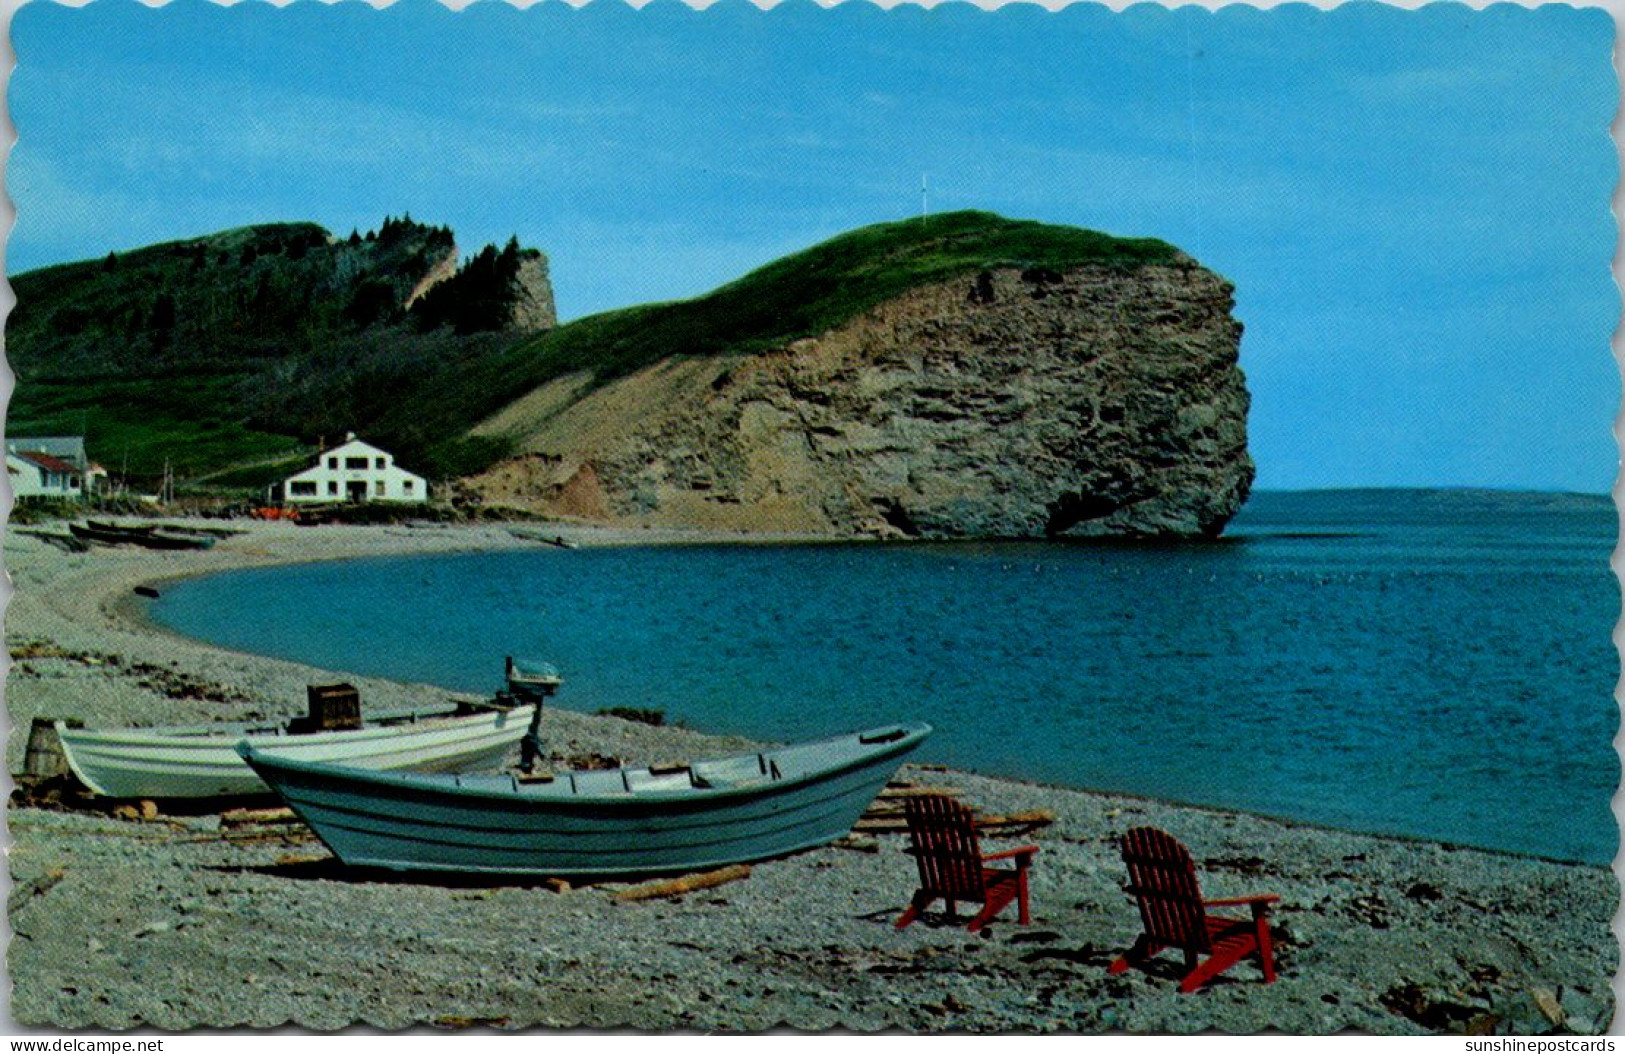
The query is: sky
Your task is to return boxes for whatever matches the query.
[7,0,1617,492]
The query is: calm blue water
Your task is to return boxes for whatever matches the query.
[152,490,1619,864]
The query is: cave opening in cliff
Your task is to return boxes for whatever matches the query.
[1043,491,1121,536]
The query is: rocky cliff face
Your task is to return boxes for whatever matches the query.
[510,253,558,333]
[466,257,1252,538]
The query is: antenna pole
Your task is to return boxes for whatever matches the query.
[921,174,929,220]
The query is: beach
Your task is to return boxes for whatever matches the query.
[4,520,1616,1033]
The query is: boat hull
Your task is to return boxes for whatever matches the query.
[240,723,931,878]
[69,523,214,550]
[56,705,536,799]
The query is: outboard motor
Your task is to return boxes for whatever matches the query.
[506,656,562,773]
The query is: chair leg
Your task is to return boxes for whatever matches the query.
[968,888,1017,933]
[1016,872,1030,925]
[1253,905,1277,983]
[1108,935,1154,976]
[895,891,934,930]
[1180,945,1250,994]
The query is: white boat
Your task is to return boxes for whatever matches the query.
[56,702,537,799]
[239,723,932,878]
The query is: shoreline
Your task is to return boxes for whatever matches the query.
[108,519,1605,871]
[4,518,1617,1033]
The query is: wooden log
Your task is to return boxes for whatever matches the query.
[876,786,962,800]
[541,877,572,894]
[831,834,880,853]
[614,864,752,902]
[274,852,328,867]
[220,806,297,828]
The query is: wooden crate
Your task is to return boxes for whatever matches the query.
[304,683,361,732]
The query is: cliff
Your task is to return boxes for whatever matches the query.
[464,217,1252,538]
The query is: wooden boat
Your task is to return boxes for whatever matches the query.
[238,722,932,878]
[69,522,215,550]
[88,519,155,534]
[56,702,537,799]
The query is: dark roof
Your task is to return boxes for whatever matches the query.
[8,436,86,464]
[13,450,79,473]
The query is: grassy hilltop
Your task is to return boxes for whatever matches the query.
[372,211,1182,473]
[8,211,1178,492]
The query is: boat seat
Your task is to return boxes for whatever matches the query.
[624,768,693,793]
[569,769,632,796]
[690,756,771,790]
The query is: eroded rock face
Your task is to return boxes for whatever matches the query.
[468,258,1252,538]
[510,253,558,334]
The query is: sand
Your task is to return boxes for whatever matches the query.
[3,519,1616,1033]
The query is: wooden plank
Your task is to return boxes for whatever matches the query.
[274,852,328,867]
[876,786,962,800]
[220,806,297,828]
[978,809,1056,828]
[220,827,318,846]
[614,864,752,902]
[830,834,880,853]
[541,877,572,894]
[854,808,1055,834]
[852,817,913,832]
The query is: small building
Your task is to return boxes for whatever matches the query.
[7,436,102,495]
[8,449,84,501]
[10,436,88,470]
[274,434,428,505]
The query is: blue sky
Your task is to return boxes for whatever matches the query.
[8,0,1617,491]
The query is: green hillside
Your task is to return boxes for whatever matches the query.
[8,216,542,487]
[374,211,1181,472]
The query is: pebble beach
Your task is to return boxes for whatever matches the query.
[4,520,1617,1033]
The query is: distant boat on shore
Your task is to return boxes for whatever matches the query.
[56,701,536,799]
[508,528,577,549]
[239,722,932,878]
[70,521,215,550]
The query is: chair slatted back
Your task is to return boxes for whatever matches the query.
[1120,826,1211,954]
[904,794,987,899]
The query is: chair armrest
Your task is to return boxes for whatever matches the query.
[983,845,1040,865]
[1204,894,1279,908]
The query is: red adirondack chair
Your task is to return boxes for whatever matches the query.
[1108,826,1279,993]
[895,794,1039,932]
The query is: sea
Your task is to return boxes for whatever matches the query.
[150,489,1620,865]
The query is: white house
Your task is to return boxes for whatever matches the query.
[8,448,84,501]
[275,434,428,504]
[7,436,103,495]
